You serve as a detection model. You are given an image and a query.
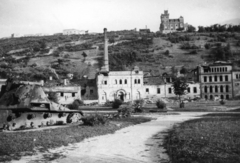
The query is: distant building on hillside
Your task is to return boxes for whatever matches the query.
[53,33,63,36]
[23,33,49,37]
[159,10,188,34]
[139,29,151,34]
[63,29,87,35]
[11,33,22,38]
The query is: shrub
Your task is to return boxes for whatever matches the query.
[117,104,133,118]
[112,99,123,109]
[204,43,211,49]
[165,50,169,55]
[64,54,70,58]
[189,50,197,54]
[181,43,199,49]
[134,99,144,112]
[73,99,84,106]
[68,103,79,110]
[68,99,83,110]
[52,50,60,57]
[156,99,166,109]
[82,114,109,126]
[104,100,113,107]
[220,100,225,105]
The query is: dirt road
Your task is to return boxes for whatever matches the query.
[12,112,208,163]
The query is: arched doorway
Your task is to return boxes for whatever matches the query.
[136,91,141,100]
[210,95,213,100]
[116,89,127,102]
[119,92,124,101]
[205,95,208,100]
[220,95,224,99]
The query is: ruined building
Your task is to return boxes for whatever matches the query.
[159,10,188,34]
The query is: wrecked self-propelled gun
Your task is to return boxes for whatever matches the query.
[0,80,83,131]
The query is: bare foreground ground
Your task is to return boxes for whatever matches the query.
[11,112,209,163]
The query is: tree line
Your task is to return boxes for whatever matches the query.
[198,24,240,33]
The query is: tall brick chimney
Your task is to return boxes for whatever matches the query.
[103,28,109,72]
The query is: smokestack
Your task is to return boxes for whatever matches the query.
[103,28,109,71]
[64,79,67,85]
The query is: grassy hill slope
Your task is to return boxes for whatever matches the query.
[0,31,240,81]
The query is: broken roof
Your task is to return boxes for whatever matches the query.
[144,76,165,85]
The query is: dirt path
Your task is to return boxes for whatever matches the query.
[12,112,209,163]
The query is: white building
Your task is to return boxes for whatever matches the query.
[43,86,81,105]
[97,67,144,103]
[63,29,87,35]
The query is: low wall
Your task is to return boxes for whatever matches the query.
[83,100,98,105]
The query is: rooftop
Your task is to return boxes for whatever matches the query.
[144,76,165,85]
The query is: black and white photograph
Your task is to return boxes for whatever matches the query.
[0,0,240,162]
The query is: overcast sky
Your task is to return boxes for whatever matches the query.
[0,0,239,37]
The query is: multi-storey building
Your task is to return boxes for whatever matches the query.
[198,62,238,100]
[232,70,240,98]
[159,10,187,34]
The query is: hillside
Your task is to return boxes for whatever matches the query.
[0,30,240,82]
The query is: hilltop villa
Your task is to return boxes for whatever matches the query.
[159,10,188,34]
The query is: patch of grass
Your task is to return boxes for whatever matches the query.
[168,100,240,112]
[164,113,240,163]
[0,116,152,162]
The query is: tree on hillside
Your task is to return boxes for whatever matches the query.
[109,37,115,44]
[211,43,231,61]
[180,67,188,76]
[198,26,206,33]
[0,47,4,57]
[39,41,47,49]
[82,52,87,61]
[187,25,196,32]
[32,42,41,52]
[172,77,189,108]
